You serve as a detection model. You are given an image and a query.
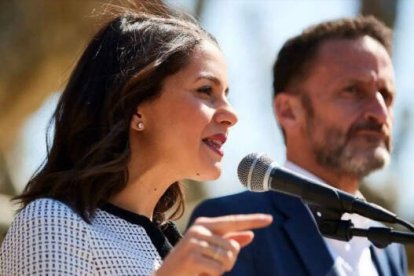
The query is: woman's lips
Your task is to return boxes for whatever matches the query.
[202,134,227,157]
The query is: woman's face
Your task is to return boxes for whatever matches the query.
[133,40,237,181]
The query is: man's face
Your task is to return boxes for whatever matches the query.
[299,36,395,177]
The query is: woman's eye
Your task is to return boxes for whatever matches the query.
[197,86,213,96]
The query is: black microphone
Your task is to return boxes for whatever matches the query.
[237,152,399,224]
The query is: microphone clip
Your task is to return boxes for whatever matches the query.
[309,204,353,242]
[309,204,414,248]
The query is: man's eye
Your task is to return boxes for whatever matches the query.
[197,86,213,95]
[379,89,394,104]
[344,86,358,94]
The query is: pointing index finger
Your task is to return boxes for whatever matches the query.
[193,214,273,235]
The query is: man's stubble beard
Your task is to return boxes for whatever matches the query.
[301,94,391,178]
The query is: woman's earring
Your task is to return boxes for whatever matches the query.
[135,112,144,131]
[136,121,144,131]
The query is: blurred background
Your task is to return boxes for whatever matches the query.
[0,0,413,271]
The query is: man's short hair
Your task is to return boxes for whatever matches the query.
[272,16,392,98]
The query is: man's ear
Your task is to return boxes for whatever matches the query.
[274,92,303,130]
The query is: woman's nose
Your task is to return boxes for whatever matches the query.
[214,101,238,127]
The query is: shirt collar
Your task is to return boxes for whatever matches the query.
[283,160,372,228]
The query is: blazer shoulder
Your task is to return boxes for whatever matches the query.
[1,198,94,275]
[189,190,310,230]
[16,198,84,223]
[200,191,270,211]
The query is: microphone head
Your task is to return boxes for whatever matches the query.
[237,153,275,192]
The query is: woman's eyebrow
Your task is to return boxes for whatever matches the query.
[196,73,229,96]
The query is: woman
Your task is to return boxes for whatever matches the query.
[0,6,272,276]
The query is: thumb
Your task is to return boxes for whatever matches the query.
[224,231,255,248]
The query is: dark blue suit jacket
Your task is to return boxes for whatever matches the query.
[189,191,407,276]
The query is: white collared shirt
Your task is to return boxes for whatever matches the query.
[284,161,379,276]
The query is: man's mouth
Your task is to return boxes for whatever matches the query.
[348,121,390,147]
[202,134,227,157]
[350,121,389,138]
[351,130,390,150]
[355,129,387,139]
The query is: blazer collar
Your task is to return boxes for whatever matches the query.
[370,245,389,276]
[268,192,339,276]
[268,191,397,276]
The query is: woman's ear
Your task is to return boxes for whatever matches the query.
[131,111,145,131]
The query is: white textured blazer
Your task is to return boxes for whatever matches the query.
[1,198,181,275]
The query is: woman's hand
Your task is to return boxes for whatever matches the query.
[155,213,272,276]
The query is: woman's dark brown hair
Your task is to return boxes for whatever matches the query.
[15,8,218,224]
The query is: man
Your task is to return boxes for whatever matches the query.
[189,16,407,275]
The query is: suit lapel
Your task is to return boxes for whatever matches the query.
[370,245,389,276]
[269,192,338,276]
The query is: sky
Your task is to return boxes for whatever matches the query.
[9,0,414,220]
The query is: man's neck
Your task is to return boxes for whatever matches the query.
[284,159,360,194]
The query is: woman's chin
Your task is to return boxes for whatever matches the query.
[192,166,221,182]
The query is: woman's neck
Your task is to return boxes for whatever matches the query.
[109,161,175,220]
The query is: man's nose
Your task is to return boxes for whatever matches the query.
[364,91,390,124]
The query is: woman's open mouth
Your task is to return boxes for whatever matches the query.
[202,134,227,157]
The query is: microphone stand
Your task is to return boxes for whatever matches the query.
[317,218,414,248]
[309,205,414,248]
